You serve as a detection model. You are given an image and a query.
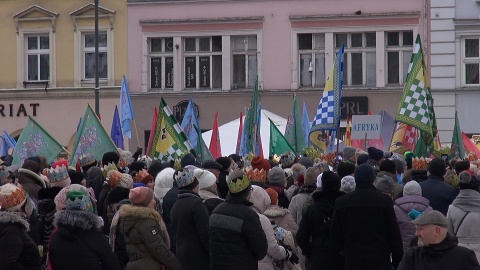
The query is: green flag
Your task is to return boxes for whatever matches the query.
[269,118,296,156]
[395,35,433,137]
[12,116,63,165]
[245,77,259,154]
[194,125,214,163]
[148,98,194,161]
[451,112,465,159]
[413,131,428,158]
[284,95,306,153]
[69,105,118,165]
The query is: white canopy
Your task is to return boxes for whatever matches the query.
[202,109,288,157]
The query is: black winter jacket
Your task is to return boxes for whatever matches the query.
[98,184,112,235]
[331,183,404,270]
[171,190,210,270]
[162,183,178,254]
[419,175,458,215]
[297,190,345,270]
[398,233,480,270]
[0,211,41,270]
[209,195,268,270]
[49,210,120,270]
[217,171,229,199]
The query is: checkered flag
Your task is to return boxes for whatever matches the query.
[403,124,416,149]
[395,35,433,136]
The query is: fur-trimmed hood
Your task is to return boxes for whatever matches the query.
[0,211,30,231]
[199,189,223,201]
[18,168,46,188]
[118,204,162,224]
[54,210,102,232]
[264,205,290,218]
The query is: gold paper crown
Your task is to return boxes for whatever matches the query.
[106,170,122,187]
[133,169,150,183]
[245,167,267,182]
[0,184,26,210]
[227,169,251,194]
[102,162,118,179]
[46,165,69,183]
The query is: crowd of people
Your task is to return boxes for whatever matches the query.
[1,145,480,270]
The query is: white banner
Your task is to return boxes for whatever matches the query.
[351,115,382,139]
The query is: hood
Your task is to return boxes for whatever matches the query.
[154,187,171,202]
[298,184,317,194]
[264,205,289,218]
[377,171,396,182]
[452,189,480,213]
[249,185,271,214]
[18,168,46,188]
[118,204,162,232]
[395,195,431,213]
[424,233,458,257]
[0,211,29,230]
[54,210,102,232]
[199,189,223,201]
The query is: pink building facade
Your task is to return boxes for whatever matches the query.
[127,0,430,151]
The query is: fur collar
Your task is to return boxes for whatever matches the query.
[199,189,222,201]
[118,204,161,223]
[0,211,30,230]
[18,168,46,188]
[264,205,289,218]
[54,210,102,231]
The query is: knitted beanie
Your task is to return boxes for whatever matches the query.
[368,147,384,161]
[251,156,271,173]
[403,180,422,196]
[267,167,286,186]
[102,151,120,166]
[354,164,376,184]
[337,162,356,179]
[340,176,356,193]
[343,147,356,159]
[195,169,217,190]
[321,171,341,192]
[129,187,154,207]
[216,157,232,172]
[375,176,395,193]
[180,153,196,167]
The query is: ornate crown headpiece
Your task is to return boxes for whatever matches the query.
[174,168,195,188]
[46,165,69,183]
[102,162,118,179]
[245,167,267,182]
[133,169,150,183]
[0,184,27,211]
[227,169,250,194]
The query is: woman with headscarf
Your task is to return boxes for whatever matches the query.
[0,183,41,270]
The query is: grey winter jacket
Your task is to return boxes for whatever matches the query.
[447,189,480,262]
[394,195,433,251]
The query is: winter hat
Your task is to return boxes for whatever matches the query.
[229,154,242,163]
[22,160,40,174]
[355,149,368,159]
[403,180,422,196]
[454,161,470,175]
[368,147,384,161]
[129,161,147,174]
[267,167,286,186]
[280,152,297,168]
[132,169,154,185]
[340,176,356,193]
[147,160,166,179]
[343,147,356,160]
[251,156,271,173]
[0,184,27,211]
[356,154,369,166]
[246,167,267,182]
[68,170,84,185]
[321,171,341,192]
[411,210,448,228]
[195,169,217,190]
[380,159,397,175]
[38,186,63,201]
[354,164,376,184]
[47,162,71,188]
[133,183,146,188]
[375,176,395,193]
[129,187,154,207]
[392,159,406,175]
[265,188,278,205]
[337,162,356,179]
[305,167,320,186]
[154,167,175,200]
[181,153,196,167]
[458,170,479,191]
[298,157,314,169]
[428,158,447,177]
[227,169,251,197]
[54,184,96,211]
[216,157,231,172]
[202,160,223,171]
[65,190,94,212]
[102,151,120,166]
[174,168,198,189]
[106,170,133,188]
[107,186,130,205]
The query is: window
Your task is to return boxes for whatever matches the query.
[386,31,413,85]
[184,36,222,89]
[336,32,376,86]
[149,37,174,89]
[298,33,325,87]
[25,35,49,81]
[232,35,257,89]
[464,38,480,85]
[83,32,108,80]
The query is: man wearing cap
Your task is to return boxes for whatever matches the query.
[171,168,210,270]
[343,147,357,165]
[331,164,403,270]
[209,169,268,270]
[398,210,480,270]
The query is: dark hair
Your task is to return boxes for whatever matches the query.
[454,161,470,175]
[380,159,397,175]
[458,171,480,191]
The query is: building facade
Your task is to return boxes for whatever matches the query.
[128,0,430,152]
[0,0,127,154]
[430,0,480,144]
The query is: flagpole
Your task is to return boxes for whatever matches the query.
[336,126,340,155]
[62,147,71,156]
[132,119,140,148]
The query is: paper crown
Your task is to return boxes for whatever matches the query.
[0,184,27,211]
[245,167,267,182]
[47,165,69,183]
[174,168,195,188]
[78,154,96,167]
[65,190,93,212]
[102,162,118,179]
[106,170,122,187]
[280,152,296,168]
[227,169,250,194]
[133,169,153,184]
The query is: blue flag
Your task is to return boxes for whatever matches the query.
[180,97,213,161]
[302,102,311,147]
[238,108,249,157]
[0,137,8,157]
[3,131,16,148]
[120,75,134,139]
[111,105,124,149]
